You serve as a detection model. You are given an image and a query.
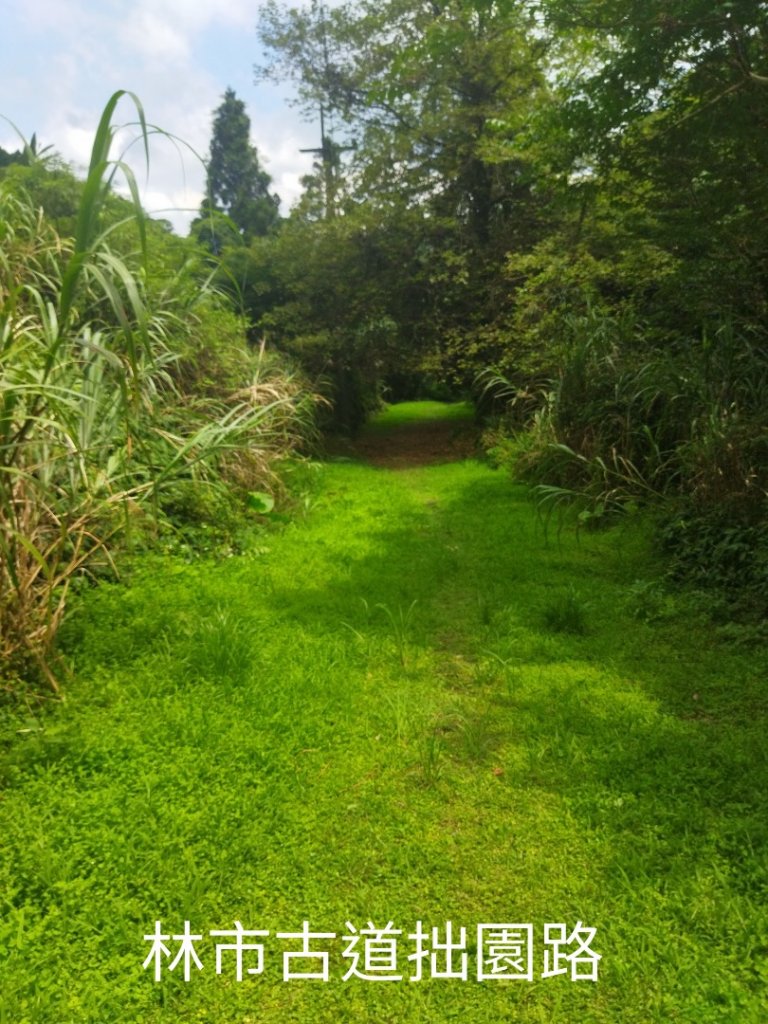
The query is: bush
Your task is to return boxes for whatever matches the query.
[482,305,768,611]
[0,95,319,691]
[659,500,768,618]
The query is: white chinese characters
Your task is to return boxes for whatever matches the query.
[143,920,601,983]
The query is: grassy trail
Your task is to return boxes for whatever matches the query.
[1,404,767,1023]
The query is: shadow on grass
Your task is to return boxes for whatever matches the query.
[256,461,768,919]
[5,453,768,1021]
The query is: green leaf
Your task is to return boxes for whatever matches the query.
[247,491,275,514]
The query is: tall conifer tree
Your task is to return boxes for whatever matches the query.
[203,87,280,239]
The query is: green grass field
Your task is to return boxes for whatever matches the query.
[1,403,767,1023]
[364,400,475,430]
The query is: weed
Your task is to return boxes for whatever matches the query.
[458,710,498,762]
[483,310,768,612]
[419,727,445,783]
[189,606,258,684]
[624,579,677,624]
[481,649,523,701]
[0,98,319,691]
[476,592,494,626]
[383,693,413,743]
[376,599,418,668]
[540,586,589,635]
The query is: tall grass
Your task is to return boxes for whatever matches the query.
[483,307,768,540]
[0,93,317,690]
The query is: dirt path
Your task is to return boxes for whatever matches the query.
[330,416,481,468]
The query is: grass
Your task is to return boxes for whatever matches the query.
[365,399,475,431]
[1,402,767,1022]
[0,96,317,687]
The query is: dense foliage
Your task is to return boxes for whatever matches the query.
[0,94,316,690]
[3,2,767,685]
[242,0,768,603]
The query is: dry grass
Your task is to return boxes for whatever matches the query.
[0,94,319,691]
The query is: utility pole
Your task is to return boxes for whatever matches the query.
[300,106,335,219]
[298,1,354,219]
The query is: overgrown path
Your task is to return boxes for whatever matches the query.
[1,403,767,1023]
[329,400,480,467]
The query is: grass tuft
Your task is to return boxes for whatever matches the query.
[540,586,590,635]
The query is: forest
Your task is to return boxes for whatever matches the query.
[1,2,767,1022]
[207,0,768,613]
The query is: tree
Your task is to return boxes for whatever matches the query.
[533,0,768,337]
[255,1,556,392]
[201,87,280,241]
[257,1,549,243]
[0,145,25,168]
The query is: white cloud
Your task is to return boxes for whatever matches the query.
[8,0,89,33]
[121,12,191,64]
[119,0,257,65]
[1,0,319,234]
[145,0,255,33]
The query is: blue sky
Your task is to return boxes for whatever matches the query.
[0,0,321,232]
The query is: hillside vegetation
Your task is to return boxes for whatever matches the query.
[1,6,768,1016]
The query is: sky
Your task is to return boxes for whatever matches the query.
[0,0,322,233]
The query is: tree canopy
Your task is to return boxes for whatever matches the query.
[245,0,768,598]
[201,87,280,242]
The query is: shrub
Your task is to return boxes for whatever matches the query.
[482,305,768,610]
[0,94,318,691]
